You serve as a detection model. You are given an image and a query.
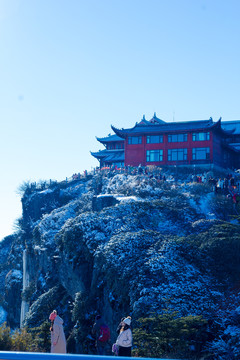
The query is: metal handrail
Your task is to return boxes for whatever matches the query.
[0,352,182,360]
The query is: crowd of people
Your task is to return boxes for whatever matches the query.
[37,164,239,208]
[49,310,133,356]
[96,165,240,206]
[92,314,132,357]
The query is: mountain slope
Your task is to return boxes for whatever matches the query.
[1,171,240,357]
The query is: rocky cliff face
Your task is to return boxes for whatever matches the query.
[1,171,240,354]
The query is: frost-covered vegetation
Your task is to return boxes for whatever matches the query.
[0,170,240,358]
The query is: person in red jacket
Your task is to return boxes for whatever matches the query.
[92,315,110,355]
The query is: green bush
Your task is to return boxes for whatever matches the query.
[27,321,51,352]
[69,294,96,355]
[21,281,37,302]
[0,323,12,350]
[11,328,35,352]
[0,322,50,352]
[133,312,208,358]
[71,291,87,323]
[200,224,240,283]
[177,223,240,283]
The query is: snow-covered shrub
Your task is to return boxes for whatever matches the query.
[23,285,70,328]
[206,332,240,360]
[204,293,240,359]
[21,281,37,302]
[4,168,240,357]
[210,194,236,221]
[71,291,87,322]
[187,182,212,196]
[177,222,240,283]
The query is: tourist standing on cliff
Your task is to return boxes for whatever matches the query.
[49,310,67,353]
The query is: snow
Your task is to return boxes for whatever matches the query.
[224,326,240,337]
[199,192,216,219]
[0,306,7,325]
[13,171,240,358]
[37,200,82,246]
[39,189,53,195]
[116,195,141,202]
[96,194,115,198]
[10,270,22,281]
[33,245,47,254]
[32,175,218,251]
[97,193,141,202]
[189,192,216,219]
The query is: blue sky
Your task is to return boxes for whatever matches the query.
[0,0,240,240]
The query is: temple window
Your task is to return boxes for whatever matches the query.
[128,136,142,144]
[146,149,163,162]
[168,134,188,142]
[168,148,187,161]
[146,135,163,144]
[107,144,114,150]
[192,147,210,160]
[192,132,210,141]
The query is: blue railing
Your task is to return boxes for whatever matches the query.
[0,352,182,360]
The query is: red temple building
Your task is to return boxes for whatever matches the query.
[91,113,240,170]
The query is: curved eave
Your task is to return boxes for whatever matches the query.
[96,135,124,144]
[91,153,101,159]
[222,143,240,153]
[111,125,128,139]
[90,151,107,159]
[112,119,236,137]
[96,136,106,144]
[96,137,110,145]
[212,118,236,136]
[227,127,237,134]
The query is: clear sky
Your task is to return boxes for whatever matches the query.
[0,0,240,240]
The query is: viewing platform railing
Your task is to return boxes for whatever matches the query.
[0,353,182,360]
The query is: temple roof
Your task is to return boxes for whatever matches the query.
[91,149,124,161]
[111,118,236,139]
[222,120,240,134]
[228,143,240,151]
[96,134,123,144]
[91,149,108,158]
[104,151,125,162]
[112,118,217,138]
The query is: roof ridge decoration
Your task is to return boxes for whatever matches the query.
[149,112,166,125]
[139,114,150,126]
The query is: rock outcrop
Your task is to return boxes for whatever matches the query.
[1,172,240,354]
